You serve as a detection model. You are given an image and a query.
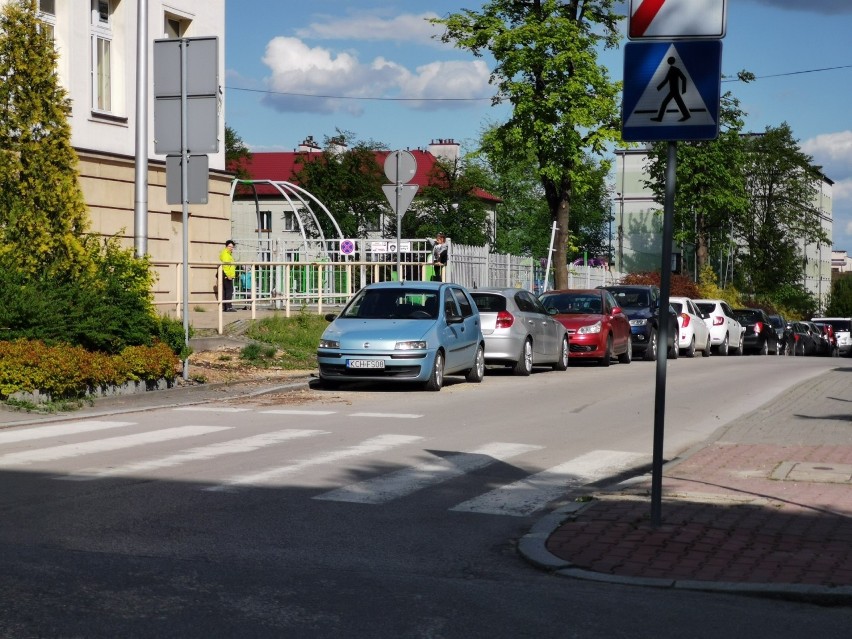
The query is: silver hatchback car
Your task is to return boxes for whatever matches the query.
[469,288,569,375]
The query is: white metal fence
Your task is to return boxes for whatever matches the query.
[151,237,623,332]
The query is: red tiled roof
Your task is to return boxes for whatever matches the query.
[231,151,501,203]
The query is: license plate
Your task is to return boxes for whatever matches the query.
[347,359,385,369]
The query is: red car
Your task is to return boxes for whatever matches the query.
[539,288,632,366]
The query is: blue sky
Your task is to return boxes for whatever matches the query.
[224,1,852,252]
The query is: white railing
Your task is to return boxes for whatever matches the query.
[149,241,624,334]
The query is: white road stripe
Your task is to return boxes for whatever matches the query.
[172,407,251,413]
[313,442,542,504]
[58,429,328,481]
[350,412,422,419]
[450,450,646,517]
[0,421,133,445]
[206,434,423,491]
[260,410,337,416]
[0,426,230,467]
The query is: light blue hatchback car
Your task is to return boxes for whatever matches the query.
[317,281,485,391]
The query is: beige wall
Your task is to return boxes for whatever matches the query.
[77,150,233,308]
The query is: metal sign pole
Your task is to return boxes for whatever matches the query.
[180,39,190,381]
[651,140,677,527]
[395,153,402,279]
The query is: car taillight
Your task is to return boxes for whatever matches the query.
[754,321,763,333]
[681,313,691,327]
[496,310,514,328]
[713,315,724,326]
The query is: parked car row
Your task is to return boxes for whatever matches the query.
[315,281,849,392]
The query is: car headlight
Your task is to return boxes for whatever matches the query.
[395,341,427,350]
[629,319,647,327]
[318,339,340,349]
[577,321,602,335]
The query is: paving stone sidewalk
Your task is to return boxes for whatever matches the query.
[522,365,852,603]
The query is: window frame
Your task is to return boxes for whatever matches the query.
[90,0,114,114]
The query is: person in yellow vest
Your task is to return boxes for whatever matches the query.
[219,239,237,312]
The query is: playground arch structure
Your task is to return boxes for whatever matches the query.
[227,179,434,308]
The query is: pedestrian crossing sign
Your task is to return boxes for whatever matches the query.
[622,40,722,142]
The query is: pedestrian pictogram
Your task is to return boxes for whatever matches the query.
[622,41,721,142]
[628,0,727,40]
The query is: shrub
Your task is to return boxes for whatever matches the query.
[0,339,179,399]
[618,271,701,298]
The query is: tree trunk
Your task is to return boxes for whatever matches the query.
[553,191,571,290]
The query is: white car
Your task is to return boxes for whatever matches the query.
[694,299,745,356]
[670,296,712,357]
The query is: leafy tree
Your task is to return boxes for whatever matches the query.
[474,126,550,256]
[293,130,387,239]
[392,156,492,247]
[475,126,610,261]
[225,124,252,181]
[739,123,830,295]
[433,0,622,288]
[644,91,750,277]
[0,0,186,362]
[826,275,852,316]
[0,0,91,276]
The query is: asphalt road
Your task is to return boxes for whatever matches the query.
[1,354,849,638]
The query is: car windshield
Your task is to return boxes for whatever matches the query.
[768,316,784,328]
[540,293,602,314]
[606,289,649,308]
[341,288,439,320]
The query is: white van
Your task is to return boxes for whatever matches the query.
[811,317,852,356]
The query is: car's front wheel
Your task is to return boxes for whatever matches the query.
[643,329,658,361]
[716,333,729,356]
[466,345,485,383]
[424,350,444,391]
[599,335,612,367]
[552,335,569,371]
[758,339,769,356]
[617,337,632,364]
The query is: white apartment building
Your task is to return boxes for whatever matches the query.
[2,0,229,304]
[613,147,834,310]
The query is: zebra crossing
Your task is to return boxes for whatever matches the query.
[2,410,647,517]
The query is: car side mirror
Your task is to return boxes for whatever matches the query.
[612,305,623,315]
[547,307,558,316]
[324,313,337,322]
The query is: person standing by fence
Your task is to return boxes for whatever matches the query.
[428,232,448,281]
[219,239,237,312]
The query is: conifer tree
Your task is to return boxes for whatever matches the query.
[0,0,91,275]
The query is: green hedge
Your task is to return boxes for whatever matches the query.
[0,339,179,399]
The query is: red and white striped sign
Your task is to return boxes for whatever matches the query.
[628,0,727,40]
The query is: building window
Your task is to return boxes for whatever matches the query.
[38,0,56,41]
[91,0,114,113]
[164,13,190,38]
[283,211,297,231]
[259,211,272,233]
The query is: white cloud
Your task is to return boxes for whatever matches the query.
[834,177,852,200]
[397,60,492,111]
[296,12,444,46]
[802,130,852,173]
[259,37,491,115]
[802,133,852,249]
